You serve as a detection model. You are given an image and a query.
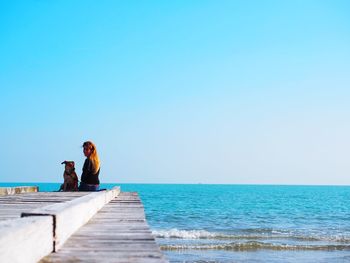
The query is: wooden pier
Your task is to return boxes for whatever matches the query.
[0,187,168,263]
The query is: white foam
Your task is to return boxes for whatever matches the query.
[152,228,350,242]
[152,229,217,239]
[160,242,350,251]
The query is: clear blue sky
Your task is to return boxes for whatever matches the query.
[1,0,349,184]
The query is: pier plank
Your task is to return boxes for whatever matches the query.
[41,192,168,263]
[0,192,90,222]
[0,190,168,263]
[22,187,121,251]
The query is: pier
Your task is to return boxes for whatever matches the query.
[0,186,168,263]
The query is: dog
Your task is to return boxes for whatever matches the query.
[59,161,78,191]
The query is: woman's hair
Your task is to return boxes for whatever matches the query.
[82,141,100,174]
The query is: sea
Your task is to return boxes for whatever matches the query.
[1,183,350,263]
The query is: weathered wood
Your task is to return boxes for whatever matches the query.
[0,192,90,222]
[0,186,38,196]
[0,190,168,263]
[0,189,121,262]
[22,187,121,251]
[41,192,169,263]
[0,216,53,263]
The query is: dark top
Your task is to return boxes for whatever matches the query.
[81,158,100,185]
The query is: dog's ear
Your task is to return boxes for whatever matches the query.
[71,161,75,166]
[61,161,66,165]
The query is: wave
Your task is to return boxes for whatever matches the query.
[152,228,350,242]
[160,241,350,251]
[153,229,217,239]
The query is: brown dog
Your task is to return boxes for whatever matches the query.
[59,161,78,191]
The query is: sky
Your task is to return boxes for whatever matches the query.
[0,0,350,184]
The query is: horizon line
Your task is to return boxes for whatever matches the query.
[0,182,349,187]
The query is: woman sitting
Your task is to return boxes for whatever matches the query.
[79,141,100,191]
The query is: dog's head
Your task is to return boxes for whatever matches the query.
[61,161,75,174]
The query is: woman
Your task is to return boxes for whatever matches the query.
[79,141,101,191]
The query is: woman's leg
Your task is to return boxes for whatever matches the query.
[78,182,88,191]
[79,182,99,191]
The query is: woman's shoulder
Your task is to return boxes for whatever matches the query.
[83,158,93,167]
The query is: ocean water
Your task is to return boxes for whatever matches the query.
[1,183,350,262]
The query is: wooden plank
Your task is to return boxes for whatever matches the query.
[0,192,91,222]
[22,187,121,251]
[41,192,168,263]
[0,216,53,263]
[42,255,166,263]
[0,190,167,262]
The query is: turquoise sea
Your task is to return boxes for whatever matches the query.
[1,183,350,262]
